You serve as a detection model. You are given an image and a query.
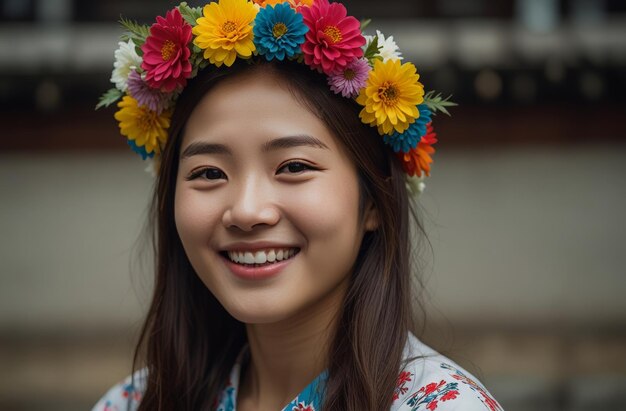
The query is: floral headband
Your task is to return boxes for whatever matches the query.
[97,0,455,192]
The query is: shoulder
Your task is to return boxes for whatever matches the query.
[90,368,147,411]
[390,334,504,411]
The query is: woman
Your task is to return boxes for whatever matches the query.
[93,1,502,410]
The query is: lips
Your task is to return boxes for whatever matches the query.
[219,248,300,280]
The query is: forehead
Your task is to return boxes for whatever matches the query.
[181,70,342,153]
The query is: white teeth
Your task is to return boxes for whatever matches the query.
[227,248,298,265]
[244,252,255,264]
[254,251,267,264]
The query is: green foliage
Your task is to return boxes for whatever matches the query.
[360,18,372,31]
[119,16,150,48]
[363,35,382,63]
[423,91,457,116]
[189,51,209,77]
[96,88,123,110]
[178,2,203,26]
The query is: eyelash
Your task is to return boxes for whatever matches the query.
[186,161,317,181]
[278,161,317,175]
[186,168,225,181]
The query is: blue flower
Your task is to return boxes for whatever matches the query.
[383,104,432,153]
[253,3,308,61]
[127,139,155,160]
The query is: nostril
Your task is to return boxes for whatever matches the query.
[221,200,282,232]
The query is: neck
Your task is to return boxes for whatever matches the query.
[238,278,348,410]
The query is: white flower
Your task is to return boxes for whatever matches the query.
[144,158,159,177]
[364,30,403,62]
[111,39,142,92]
[406,175,426,197]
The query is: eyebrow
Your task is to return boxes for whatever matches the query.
[180,134,330,160]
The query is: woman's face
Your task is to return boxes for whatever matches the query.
[174,69,378,324]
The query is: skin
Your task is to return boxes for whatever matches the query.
[174,69,378,410]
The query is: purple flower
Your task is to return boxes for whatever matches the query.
[328,58,370,98]
[127,71,170,114]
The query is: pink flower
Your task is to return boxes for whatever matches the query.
[327,58,370,98]
[127,71,171,114]
[141,8,193,92]
[300,0,365,75]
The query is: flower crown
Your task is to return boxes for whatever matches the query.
[97,0,455,192]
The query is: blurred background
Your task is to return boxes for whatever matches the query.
[1,0,625,410]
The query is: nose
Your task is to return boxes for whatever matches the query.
[221,174,281,232]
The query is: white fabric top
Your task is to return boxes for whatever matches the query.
[92,332,503,410]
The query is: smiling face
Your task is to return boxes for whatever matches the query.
[174,69,378,324]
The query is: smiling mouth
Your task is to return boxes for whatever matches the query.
[220,248,301,267]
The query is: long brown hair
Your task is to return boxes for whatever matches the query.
[133,59,426,410]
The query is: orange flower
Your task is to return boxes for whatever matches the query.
[253,0,313,10]
[253,0,281,6]
[397,123,438,177]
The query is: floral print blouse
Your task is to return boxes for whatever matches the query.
[92,333,503,411]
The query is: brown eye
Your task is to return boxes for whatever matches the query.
[203,168,225,180]
[186,167,226,181]
[278,161,315,174]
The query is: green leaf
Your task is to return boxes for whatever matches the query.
[119,16,150,48]
[198,59,209,70]
[360,18,372,31]
[96,88,123,110]
[178,2,203,26]
[363,35,382,61]
[189,52,208,72]
[423,91,458,116]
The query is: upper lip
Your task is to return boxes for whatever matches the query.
[220,241,301,253]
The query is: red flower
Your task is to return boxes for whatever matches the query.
[423,381,443,395]
[300,0,365,74]
[441,390,460,401]
[292,402,315,411]
[397,370,413,385]
[141,8,193,92]
[393,370,413,400]
[426,399,439,410]
[397,122,438,177]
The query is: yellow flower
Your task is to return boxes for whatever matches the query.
[114,95,171,155]
[192,0,258,67]
[356,59,424,135]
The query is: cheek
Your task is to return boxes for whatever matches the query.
[174,188,226,295]
[174,188,196,243]
[285,173,363,253]
[174,188,222,246]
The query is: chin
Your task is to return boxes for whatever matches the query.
[221,299,296,325]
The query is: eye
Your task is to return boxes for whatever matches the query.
[186,167,227,181]
[277,161,316,175]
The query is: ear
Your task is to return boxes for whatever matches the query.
[364,200,380,232]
